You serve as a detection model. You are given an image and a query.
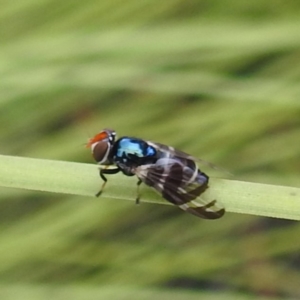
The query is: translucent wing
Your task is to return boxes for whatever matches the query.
[135,157,225,219]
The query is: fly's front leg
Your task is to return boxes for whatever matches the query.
[96,166,120,197]
[135,178,142,205]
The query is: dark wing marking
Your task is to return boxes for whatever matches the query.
[135,157,225,219]
[147,141,231,175]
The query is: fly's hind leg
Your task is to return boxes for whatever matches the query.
[135,179,142,205]
[96,167,120,197]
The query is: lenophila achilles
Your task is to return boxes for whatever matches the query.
[86,128,225,219]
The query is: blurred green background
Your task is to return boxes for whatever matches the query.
[1,1,300,299]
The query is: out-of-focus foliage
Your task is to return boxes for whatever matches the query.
[0,1,300,299]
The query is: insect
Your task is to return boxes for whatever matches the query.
[86,128,225,219]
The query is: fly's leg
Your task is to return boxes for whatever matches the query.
[96,167,120,197]
[135,179,142,204]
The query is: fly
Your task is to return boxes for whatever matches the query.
[86,128,225,219]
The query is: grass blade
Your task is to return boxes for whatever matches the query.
[0,154,299,220]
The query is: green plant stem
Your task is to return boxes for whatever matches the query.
[0,154,299,220]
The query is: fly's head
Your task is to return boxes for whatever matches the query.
[86,128,116,164]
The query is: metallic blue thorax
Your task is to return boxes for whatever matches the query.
[112,137,157,166]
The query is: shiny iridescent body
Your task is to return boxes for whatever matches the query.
[87,129,225,219]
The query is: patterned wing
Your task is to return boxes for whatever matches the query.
[135,157,225,219]
[147,141,230,174]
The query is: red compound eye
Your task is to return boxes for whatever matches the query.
[86,131,108,148]
[92,141,109,163]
